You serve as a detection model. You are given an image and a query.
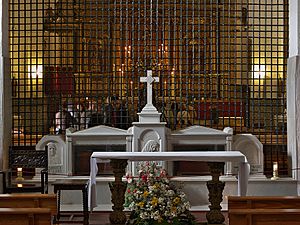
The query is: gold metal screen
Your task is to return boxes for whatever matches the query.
[10,0,288,176]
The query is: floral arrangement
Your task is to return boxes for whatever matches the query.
[124,162,197,225]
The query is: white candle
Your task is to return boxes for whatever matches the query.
[273,162,278,172]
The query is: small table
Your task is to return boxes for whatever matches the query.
[52,179,89,225]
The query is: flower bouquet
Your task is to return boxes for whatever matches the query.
[124,162,197,225]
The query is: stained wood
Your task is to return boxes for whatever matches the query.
[228,196,300,225]
[0,194,57,216]
[0,208,51,225]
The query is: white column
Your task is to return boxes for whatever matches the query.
[288,1,300,192]
[0,0,11,170]
[66,128,76,175]
[224,127,233,176]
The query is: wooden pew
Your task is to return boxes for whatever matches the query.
[0,194,57,216]
[0,193,57,224]
[228,196,300,225]
[0,207,52,225]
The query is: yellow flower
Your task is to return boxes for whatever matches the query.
[143,191,149,198]
[151,197,158,206]
[173,197,181,205]
[172,206,177,213]
[137,201,144,208]
[157,216,163,223]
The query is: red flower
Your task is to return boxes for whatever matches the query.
[142,175,147,181]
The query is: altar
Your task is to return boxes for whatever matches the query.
[40,70,261,179]
[89,151,250,225]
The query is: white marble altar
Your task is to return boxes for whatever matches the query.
[36,135,67,175]
[129,70,166,174]
[89,151,250,210]
[232,134,265,177]
[59,69,263,178]
[65,126,131,175]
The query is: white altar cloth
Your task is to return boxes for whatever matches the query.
[89,151,250,210]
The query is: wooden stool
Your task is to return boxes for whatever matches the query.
[52,179,89,225]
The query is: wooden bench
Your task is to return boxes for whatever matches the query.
[0,194,57,216]
[0,207,52,225]
[228,196,300,225]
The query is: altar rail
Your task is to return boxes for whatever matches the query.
[228,196,300,225]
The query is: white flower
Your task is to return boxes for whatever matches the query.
[148,185,154,192]
[167,190,175,196]
[158,197,164,204]
[124,162,193,223]
[140,212,150,220]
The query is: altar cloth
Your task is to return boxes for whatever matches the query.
[89,151,250,210]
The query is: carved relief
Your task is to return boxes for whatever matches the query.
[141,140,160,152]
[47,142,63,174]
[139,130,160,152]
[48,142,62,166]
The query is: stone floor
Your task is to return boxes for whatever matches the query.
[57,211,229,225]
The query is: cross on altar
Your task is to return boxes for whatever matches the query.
[140,70,159,106]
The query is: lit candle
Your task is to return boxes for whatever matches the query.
[130,80,133,96]
[271,161,279,180]
[16,167,24,181]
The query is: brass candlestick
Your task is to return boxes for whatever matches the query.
[16,167,24,181]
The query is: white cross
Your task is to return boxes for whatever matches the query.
[140,70,159,106]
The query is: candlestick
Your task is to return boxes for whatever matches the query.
[16,167,24,181]
[271,162,279,180]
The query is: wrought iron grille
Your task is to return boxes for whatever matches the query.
[9,0,288,176]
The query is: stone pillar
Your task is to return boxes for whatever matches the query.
[287,57,300,180]
[0,0,11,170]
[288,0,300,193]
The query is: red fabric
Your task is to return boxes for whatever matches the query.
[44,66,75,95]
[196,101,245,119]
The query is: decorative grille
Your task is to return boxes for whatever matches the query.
[9,0,288,176]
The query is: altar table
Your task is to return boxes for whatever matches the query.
[89,151,249,224]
